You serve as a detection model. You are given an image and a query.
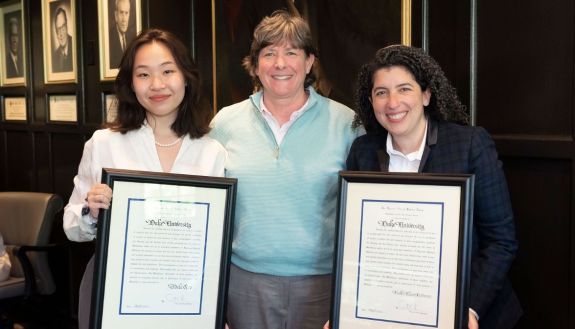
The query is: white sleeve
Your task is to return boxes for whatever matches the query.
[0,252,11,282]
[0,235,10,281]
[63,137,100,242]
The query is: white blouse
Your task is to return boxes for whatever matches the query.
[0,234,11,281]
[63,124,227,242]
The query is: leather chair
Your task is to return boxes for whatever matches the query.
[0,192,64,300]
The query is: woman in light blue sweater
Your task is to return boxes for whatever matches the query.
[210,10,361,329]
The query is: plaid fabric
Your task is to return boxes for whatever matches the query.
[347,119,522,328]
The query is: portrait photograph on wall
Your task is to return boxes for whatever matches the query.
[41,0,76,83]
[214,0,410,111]
[98,0,141,81]
[0,0,26,86]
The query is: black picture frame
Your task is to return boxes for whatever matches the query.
[90,168,237,329]
[330,171,473,329]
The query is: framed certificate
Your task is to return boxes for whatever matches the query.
[91,168,237,329]
[3,96,26,121]
[48,94,77,123]
[102,93,118,123]
[330,171,473,329]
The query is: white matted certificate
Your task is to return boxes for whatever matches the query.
[103,93,118,123]
[330,172,473,329]
[48,94,77,122]
[3,96,27,121]
[91,168,236,329]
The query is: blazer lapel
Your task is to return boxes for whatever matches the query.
[377,148,390,172]
[418,118,438,172]
[376,118,438,173]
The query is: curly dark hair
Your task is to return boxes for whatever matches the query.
[110,28,212,138]
[242,10,317,91]
[354,45,469,133]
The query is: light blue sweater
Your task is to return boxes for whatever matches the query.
[210,88,360,275]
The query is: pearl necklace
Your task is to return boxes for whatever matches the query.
[154,136,183,148]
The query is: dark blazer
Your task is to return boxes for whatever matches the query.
[51,35,73,73]
[347,119,522,329]
[5,51,23,78]
[108,24,135,69]
[108,27,124,69]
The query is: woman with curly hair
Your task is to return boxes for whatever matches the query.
[345,45,522,329]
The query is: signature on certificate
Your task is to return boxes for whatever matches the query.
[396,300,428,315]
[162,292,194,305]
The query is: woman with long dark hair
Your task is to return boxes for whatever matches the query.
[63,28,226,329]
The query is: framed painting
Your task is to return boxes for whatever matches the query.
[41,0,77,83]
[0,0,26,86]
[98,0,142,81]
[330,171,473,329]
[91,168,236,329]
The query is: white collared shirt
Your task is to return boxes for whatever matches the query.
[60,43,68,57]
[259,97,310,144]
[63,123,227,242]
[387,121,428,173]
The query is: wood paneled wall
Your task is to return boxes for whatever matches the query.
[430,0,575,327]
[476,1,575,327]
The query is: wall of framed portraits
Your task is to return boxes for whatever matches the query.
[0,0,201,191]
[0,0,574,327]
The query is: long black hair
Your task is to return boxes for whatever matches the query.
[111,28,212,138]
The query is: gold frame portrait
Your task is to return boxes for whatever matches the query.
[0,0,26,86]
[41,0,77,84]
[98,0,142,81]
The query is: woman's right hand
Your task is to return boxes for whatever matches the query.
[86,183,113,219]
[323,321,329,329]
